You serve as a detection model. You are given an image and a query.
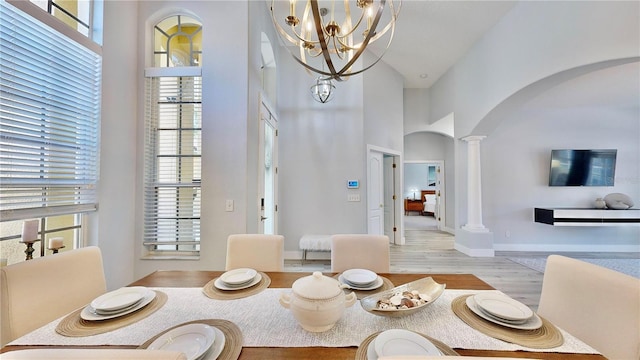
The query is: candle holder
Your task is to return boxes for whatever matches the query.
[20,240,40,260]
[48,245,65,254]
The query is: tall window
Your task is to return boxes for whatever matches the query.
[144,15,202,257]
[0,0,101,260]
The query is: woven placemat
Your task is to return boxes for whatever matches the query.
[139,319,242,360]
[451,295,564,349]
[332,274,394,299]
[202,272,271,300]
[56,290,168,337]
[354,330,459,359]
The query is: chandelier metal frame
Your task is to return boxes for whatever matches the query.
[270,0,400,81]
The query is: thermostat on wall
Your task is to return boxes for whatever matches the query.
[347,180,359,189]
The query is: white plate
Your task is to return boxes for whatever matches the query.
[367,338,378,360]
[206,326,226,360]
[339,274,384,291]
[342,268,378,285]
[90,286,147,312]
[473,292,533,321]
[148,324,215,360]
[81,289,156,321]
[466,295,543,330]
[374,329,441,358]
[214,273,262,291]
[220,268,257,285]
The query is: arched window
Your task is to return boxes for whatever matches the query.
[154,15,202,67]
[144,15,202,257]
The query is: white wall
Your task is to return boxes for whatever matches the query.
[96,0,139,289]
[483,63,640,252]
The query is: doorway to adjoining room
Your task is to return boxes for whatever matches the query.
[403,161,443,231]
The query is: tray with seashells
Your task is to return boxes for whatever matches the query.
[360,277,446,317]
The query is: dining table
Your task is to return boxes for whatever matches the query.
[1,271,606,360]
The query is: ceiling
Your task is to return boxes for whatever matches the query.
[366,0,517,89]
[266,1,517,89]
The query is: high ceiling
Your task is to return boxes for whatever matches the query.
[366,1,517,89]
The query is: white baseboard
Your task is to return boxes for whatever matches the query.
[454,243,495,257]
[495,243,640,252]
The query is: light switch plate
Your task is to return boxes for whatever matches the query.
[347,194,360,202]
[225,200,234,212]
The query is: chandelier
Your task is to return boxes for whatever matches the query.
[310,76,336,103]
[270,0,401,81]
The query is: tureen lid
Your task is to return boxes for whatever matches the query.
[292,271,343,299]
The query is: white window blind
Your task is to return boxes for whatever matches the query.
[143,72,201,256]
[0,1,101,222]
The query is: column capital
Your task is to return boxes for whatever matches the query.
[462,135,487,142]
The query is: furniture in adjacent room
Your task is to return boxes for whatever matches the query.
[330,234,390,273]
[421,189,438,217]
[0,246,107,346]
[225,234,285,271]
[537,255,640,360]
[404,198,423,215]
[298,234,332,264]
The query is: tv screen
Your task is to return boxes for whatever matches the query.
[549,149,616,186]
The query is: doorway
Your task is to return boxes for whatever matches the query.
[403,161,445,231]
[366,145,402,244]
[258,100,278,234]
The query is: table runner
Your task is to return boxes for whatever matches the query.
[9,288,599,355]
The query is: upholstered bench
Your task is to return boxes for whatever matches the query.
[299,235,332,264]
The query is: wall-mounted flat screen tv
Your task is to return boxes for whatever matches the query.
[549,149,616,186]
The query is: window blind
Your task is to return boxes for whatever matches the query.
[143,73,201,255]
[0,1,101,222]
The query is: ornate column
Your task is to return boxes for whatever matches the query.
[462,136,488,232]
[454,135,494,257]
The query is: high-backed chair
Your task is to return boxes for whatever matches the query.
[537,255,640,360]
[330,234,390,273]
[225,234,284,271]
[0,349,187,360]
[1,246,107,346]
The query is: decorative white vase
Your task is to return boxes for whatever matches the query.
[594,198,607,209]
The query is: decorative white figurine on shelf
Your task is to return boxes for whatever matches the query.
[594,198,607,209]
[604,193,634,210]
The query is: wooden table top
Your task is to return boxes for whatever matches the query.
[2,271,605,359]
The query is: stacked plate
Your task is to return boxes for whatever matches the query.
[366,329,442,360]
[148,323,225,360]
[466,292,543,330]
[81,286,156,321]
[339,268,383,290]
[214,268,261,291]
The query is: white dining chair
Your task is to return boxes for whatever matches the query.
[225,234,285,271]
[0,349,187,360]
[330,234,390,273]
[0,246,107,346]
[537,255,640,360]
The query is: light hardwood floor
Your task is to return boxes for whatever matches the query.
[284,229,639,311]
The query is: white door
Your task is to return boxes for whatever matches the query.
[258,101,278,234]
[435,163,445,230]
[367,151,384,235]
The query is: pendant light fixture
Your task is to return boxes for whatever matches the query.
[270,0,401,82]
[310,76,335,103]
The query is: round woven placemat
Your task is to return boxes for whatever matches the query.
[354,330,459,359]
[451,295,564,349]
[56,290,168,337]
[139,319,242,360]
[332,274,394,299]
[202,272,271,300]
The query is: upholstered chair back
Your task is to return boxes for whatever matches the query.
[330,234,390,273]
[1,246,107,346]
[537,255,640,360]
[225,234,285,272]
[0,349,187,360]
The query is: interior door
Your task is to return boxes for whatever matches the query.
[367,151,384,235]
[258,101,278,234]
[383,156,395,242]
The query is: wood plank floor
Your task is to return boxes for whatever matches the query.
[284,229,639,312]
